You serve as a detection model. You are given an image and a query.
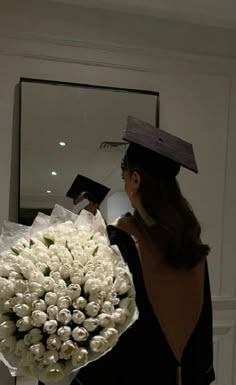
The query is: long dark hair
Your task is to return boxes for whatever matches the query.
[122,148,210,269]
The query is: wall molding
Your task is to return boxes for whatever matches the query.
[213,320,235,335]
[1,32,236,64]
[0,34,236,77]
[213,320,235,385]
[212,296,236,311]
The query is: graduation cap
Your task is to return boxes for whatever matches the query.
[122,116,198,176]
[66,175,110,205]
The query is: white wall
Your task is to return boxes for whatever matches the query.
[107,191,133,223]
[0,1,236,384]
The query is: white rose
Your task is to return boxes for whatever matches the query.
[13,279,27,294]
[90,335,108,353]
[4,258,21,270]
[71,327,89,342]
[60,340,77,359]
[20,247,34,260]
[48,261,60,272]
[72,348,88,368]
[57,309,72,325]
[15,339,27,357]
[24,328,43,345]
[16,316,32,332]
[47,242,60,255]
[85,301,100,317]
[21,262,36,280]
[17,359,36,378]
[9,271,23,280]
[70,272,84,285]
[51,255,60,264]
[13,304,31,317]
[50,271,61,282]
[31,310,47,327]
[44,277,55,292]
[57,326,71,342]
[47,305,59,320]
[32,299,46,312]
[45,292,58,306]
[114,275,130,295]
[89,291,106,304]
[84,271,95,281]
[55,280,67,296]
[93,232,107,244]
[60,256,73,266]
[112,308,127,324]
[0,336,16,353]
[0,264,13,277]
[39,363,64,383]
[3,300,13,312]
[47,334,61,351]
[67,284,81,300]
[43,320,58,335]
[59,264,72,279]
[84,278,103,294]
[73,296,87,310]
[106,291,120,306]
[97,313,114,328]
[30,272,45,285]
[71,246,85,262]
[104,277,114,291]
[11,293,24,306]
[100,327,118,347]
[72,310,85,325]
[28,342,45,362]
[43,350,59,365]
[0,279,15,300]
[72,262,84,271]
[57,296,71,309]
[42,232,55,243]
[7,296,18,308]
[59,247,73,261]
[29,282,45,298]
[31,243,48,255]
[35,262,48,275]
[83,318,98,332]
[101,301,115,315]
[24,292,38,305]
[0,320,16,338]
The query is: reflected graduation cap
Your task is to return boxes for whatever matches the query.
[66,175,110,205]
[123,116,198,173]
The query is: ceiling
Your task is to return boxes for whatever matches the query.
[48,0,236,29]
[20,80,158,210]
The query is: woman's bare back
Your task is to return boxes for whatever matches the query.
[115,216,205,363]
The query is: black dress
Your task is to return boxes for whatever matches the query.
[72,225,215,385]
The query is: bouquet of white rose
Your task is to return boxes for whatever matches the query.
[0,205,138,384]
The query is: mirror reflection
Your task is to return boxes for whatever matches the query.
[20,79,159,225]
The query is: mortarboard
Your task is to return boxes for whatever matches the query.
[66,175,110,205]
[122,116,198,175]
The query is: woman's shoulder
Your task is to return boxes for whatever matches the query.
[107,218,140,270]
[110,216,138,237]
[107,217,136,246]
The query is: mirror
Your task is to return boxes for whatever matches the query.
[19,79,159,225]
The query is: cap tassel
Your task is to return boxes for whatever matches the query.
[176,366,182,385]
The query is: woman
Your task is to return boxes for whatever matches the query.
[74,116,215,385]
[66,174,110,234]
